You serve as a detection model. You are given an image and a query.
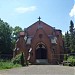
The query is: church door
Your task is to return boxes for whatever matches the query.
[35,44,47,59]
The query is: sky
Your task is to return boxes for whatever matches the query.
[0,0,75,34]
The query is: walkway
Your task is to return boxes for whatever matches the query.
[0,65,75,75]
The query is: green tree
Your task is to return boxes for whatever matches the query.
[64,31,70,53]
[64,20,75,54]
[13,26,22,39]
[69,20,74,35]
[12,26,22,49]
[0,18,12,55]
[69,20,75,53]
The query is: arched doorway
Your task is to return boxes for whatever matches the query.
[35,44,47,59]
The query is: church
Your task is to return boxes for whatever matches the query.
[14,17,64,64]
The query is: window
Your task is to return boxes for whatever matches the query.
[26,38,32,44]
[51,37,57,44]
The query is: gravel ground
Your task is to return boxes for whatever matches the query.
[0,65,75,75]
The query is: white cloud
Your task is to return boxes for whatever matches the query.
[15,6,36,13]
[69,4,75,17]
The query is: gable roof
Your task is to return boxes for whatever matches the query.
[24,20,62,36]
[27,20,54,30]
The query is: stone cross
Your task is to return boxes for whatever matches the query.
[38,16,41,21]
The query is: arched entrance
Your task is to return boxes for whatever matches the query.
[35,44,48,64]
[35,44,47,59]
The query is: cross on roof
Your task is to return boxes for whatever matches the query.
[38,16,41,21]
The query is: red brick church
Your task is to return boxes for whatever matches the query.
[14,17,64,64]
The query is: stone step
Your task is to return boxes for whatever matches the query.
[36,59,49,65]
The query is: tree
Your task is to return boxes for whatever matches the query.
[12,26,23,49]
[64,20,75,54]
[0,18,12,56]
[64,31,70,53]
[13,26,22,39]
[69,20,75,53]
[0,18,23,59]
[69,20,74,35]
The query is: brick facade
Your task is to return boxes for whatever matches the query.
[14,20,64,64]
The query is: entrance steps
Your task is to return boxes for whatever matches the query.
[36,59,49,65]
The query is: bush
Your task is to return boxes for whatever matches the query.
[12,53,22,64]
[0,61,13,69]
[21,52,25,66]
[67,56,75,66]
[12,52,25,66]
[13,63,22,67]
[0,60,21,70]
[64,54,67,60]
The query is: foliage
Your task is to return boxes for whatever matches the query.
[69,20,75,53]
[64,20,75,53]
[13,26,22,39]
[64,31,70,53]
[11,26,23,50]
[21,52,25,66]
[67,56,75,66]
[12,53,25,66]
[0,61,13,69]
[0,60,21,70]
[0,18,23,59]
[64,54,67,61]
[0,19,13,54]
[12,53,22,64]
[69,20,74,35]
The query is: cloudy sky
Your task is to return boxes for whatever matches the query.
[0,0,75,34]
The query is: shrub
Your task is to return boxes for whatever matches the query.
[13,63,22,68]
[12,53,22,64]
[21,52,25,66]
[0,61,12,69]
[67,56,75,66]
[12,52,25,66]
[64,54,67,60]
[0,60,21,70]
[0,58,22,70]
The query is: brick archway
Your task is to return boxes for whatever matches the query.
[35,43,47,59]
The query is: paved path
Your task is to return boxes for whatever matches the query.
[0,65,75,75]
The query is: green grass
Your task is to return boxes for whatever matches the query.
[0,60,22,70]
